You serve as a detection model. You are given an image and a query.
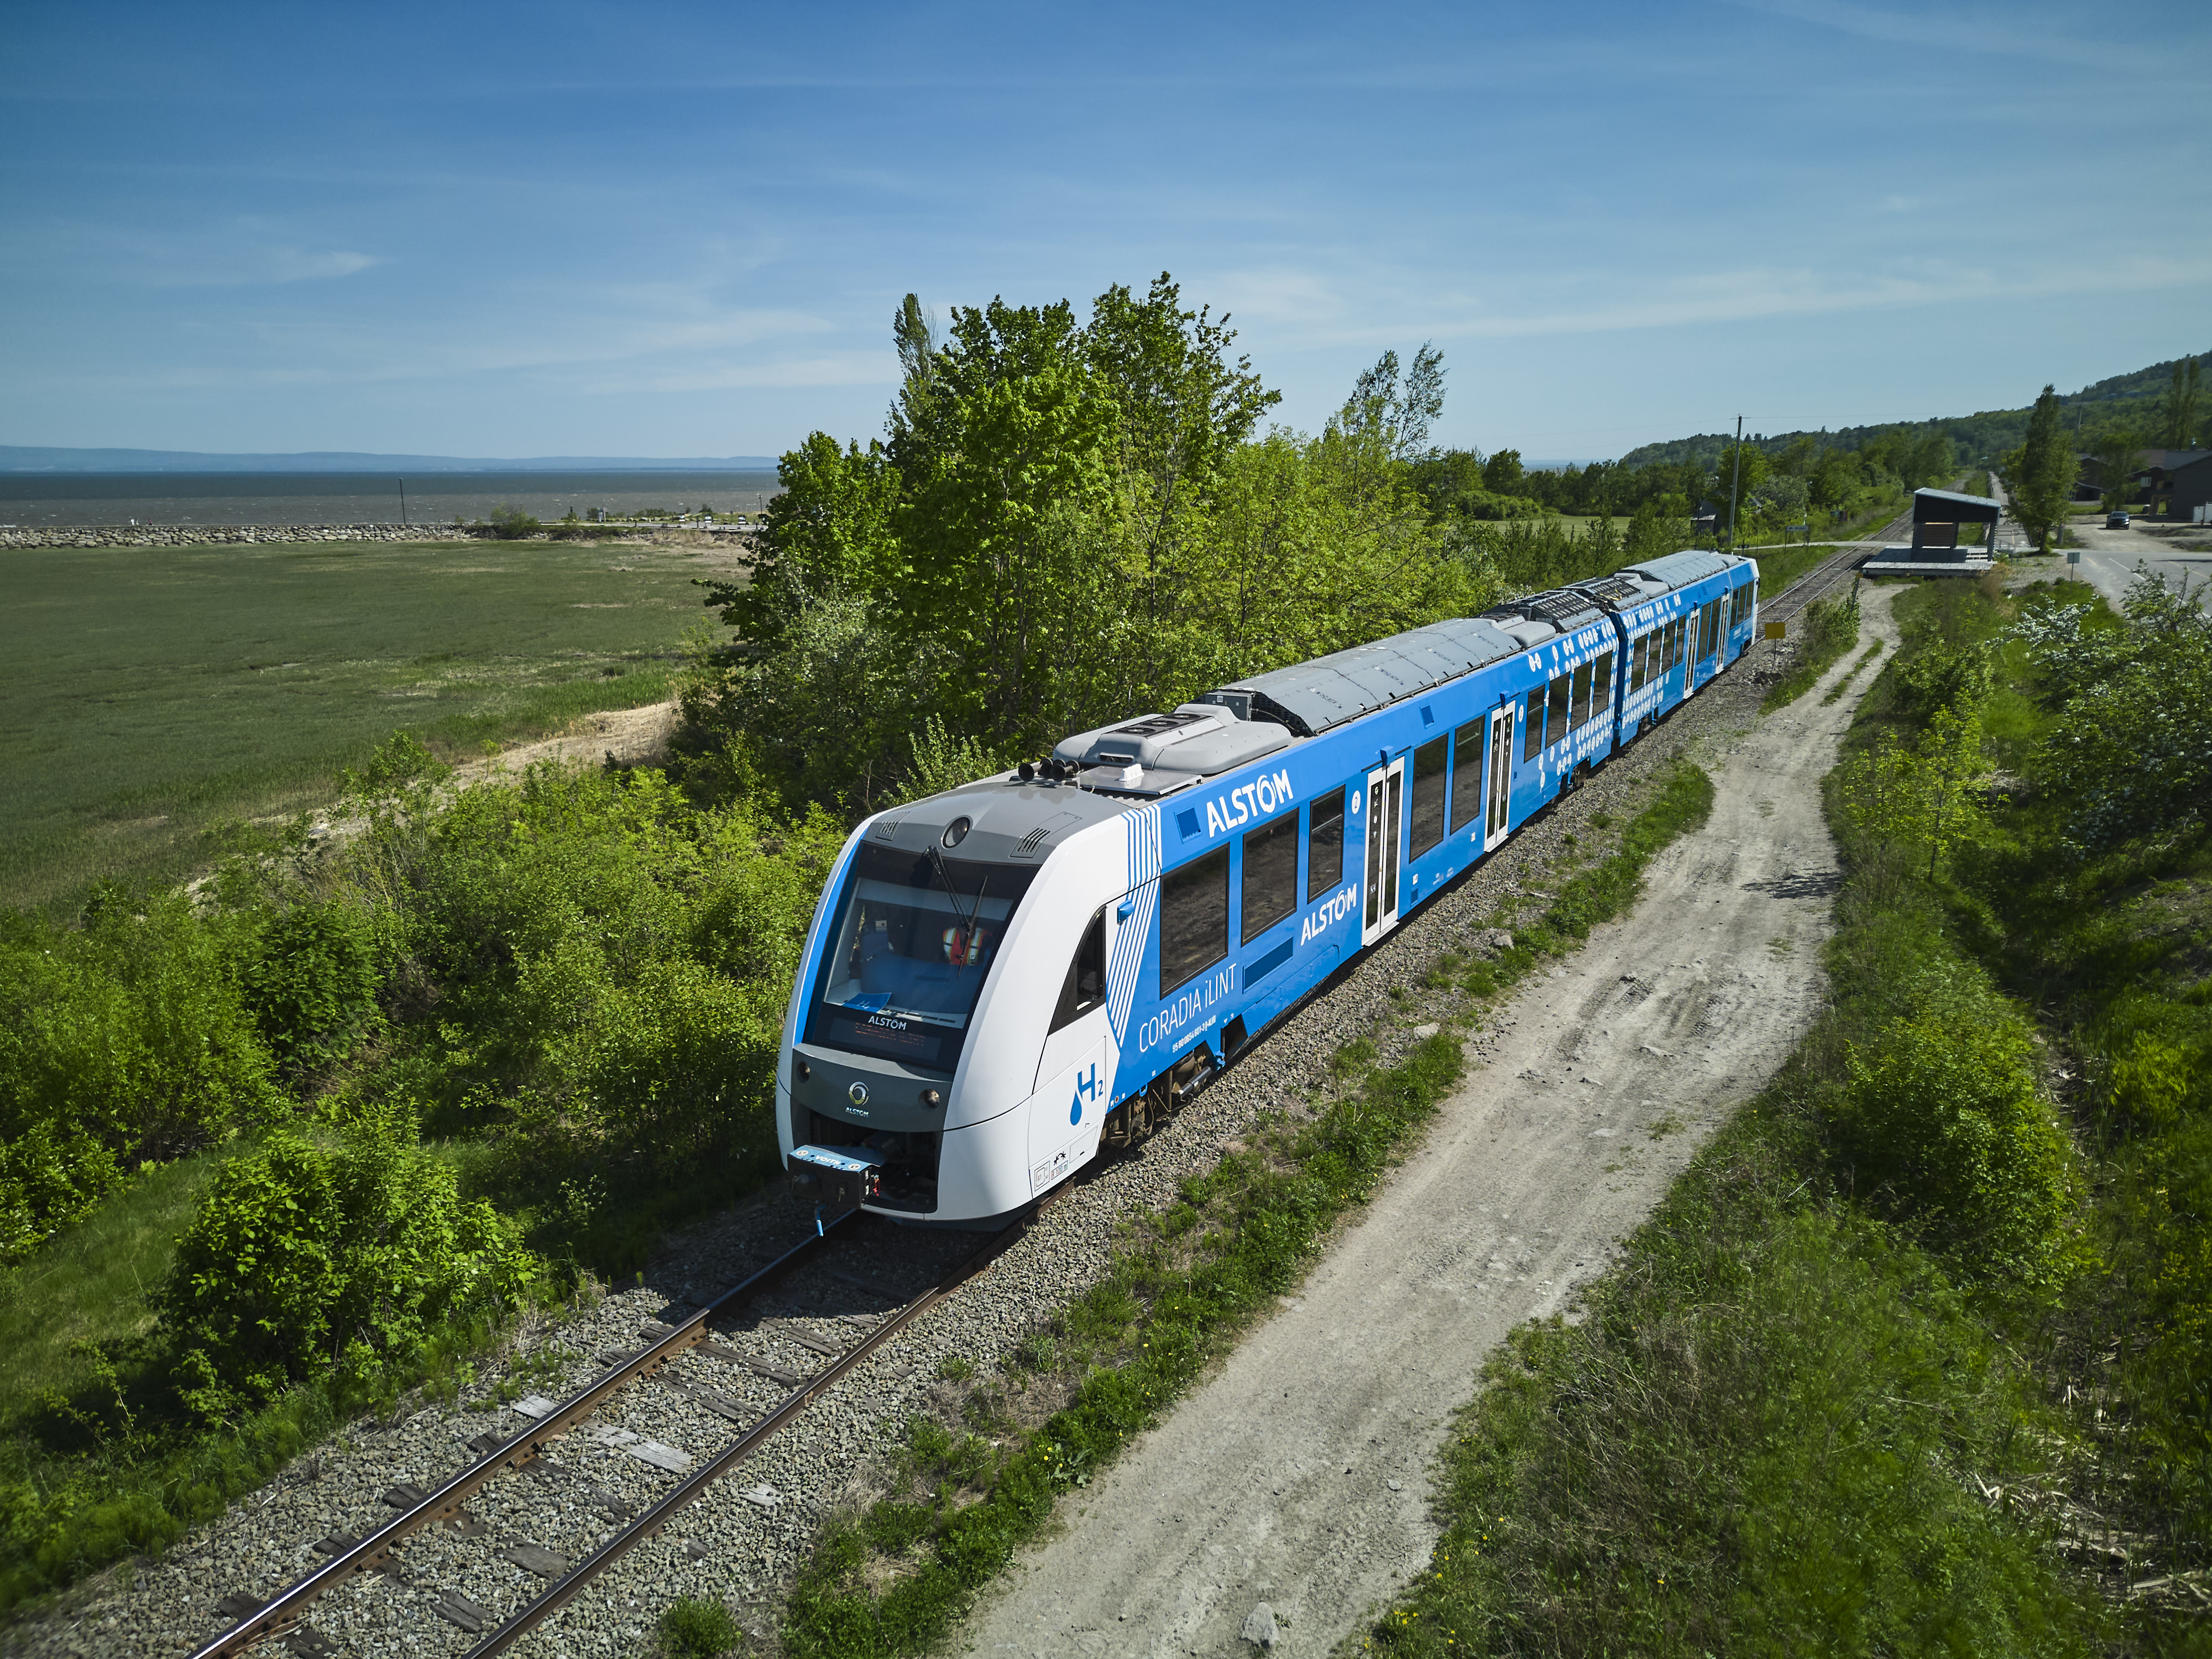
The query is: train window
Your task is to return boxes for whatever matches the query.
[1409,734,1448,858]
[1306,786,1345,901]
[1523,688,1545,760]
[1545,674,1570,748]
[1049,907,1107,1033]
[1702,600,1720,658]
[1160,844,1230,996]
[1593,650,1614,715]
[803,842,1043,1072]
[1448,718,1483,834]
[1570,662,1592,729]
[1630,634,1648,692]
[1242,810,1299,944]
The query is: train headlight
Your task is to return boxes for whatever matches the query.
[921,1089,943,1108]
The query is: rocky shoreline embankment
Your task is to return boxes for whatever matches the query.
[0,522,760,550]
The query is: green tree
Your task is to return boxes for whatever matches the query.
[2000,385,2078,551]
[1622,497,1690,566]
[1810,447,1863,512]
[2158,356,2203,449]
[1714,440,1770,539]
[710,434,901,652]
[2088,423,2144,512]
[1481,447,1524,494]
[894,300,1125,744]
[1752,472,1810,536]
[2031,570,2212,849]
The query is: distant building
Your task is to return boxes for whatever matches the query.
[2077,448,2212,511]
[2169,453,2212,522]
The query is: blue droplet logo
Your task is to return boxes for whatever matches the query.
[1070,1097,1083,1126]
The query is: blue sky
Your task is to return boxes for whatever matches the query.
[3,1,2205,462]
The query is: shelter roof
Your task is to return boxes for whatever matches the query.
[1913,487,2000,523]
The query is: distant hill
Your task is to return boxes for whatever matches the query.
[1617,349,2210,470]
[0,446,781,474]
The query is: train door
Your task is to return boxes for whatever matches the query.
[1483,702,1513,852]
[1361,757,1404,948]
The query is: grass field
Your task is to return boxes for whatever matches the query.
[1,536,732,911]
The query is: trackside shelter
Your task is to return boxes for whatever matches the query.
[1860,486,2001,577]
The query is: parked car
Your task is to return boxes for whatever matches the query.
[2108,510,2132,528]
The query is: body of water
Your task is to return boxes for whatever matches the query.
[0,470,781,528]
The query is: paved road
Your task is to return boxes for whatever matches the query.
[1989,473,2211,610]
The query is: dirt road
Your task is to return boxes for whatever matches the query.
[959,585,1905,1659]
[450,698,677,784]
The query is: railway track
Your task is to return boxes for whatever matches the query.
[178,508,1917,1659]
[190,1206,1045,1659]
[1754,480,2011,624]
[1751,501,1919,626]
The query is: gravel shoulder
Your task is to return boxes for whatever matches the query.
[955,583,1906,1659]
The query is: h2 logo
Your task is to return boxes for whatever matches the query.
[1070,1063,1100,1126]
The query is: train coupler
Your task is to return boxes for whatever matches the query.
[791,1143,885,1214]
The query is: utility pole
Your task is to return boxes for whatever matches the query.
[398,477,408,527]
[1726,415,1744,551]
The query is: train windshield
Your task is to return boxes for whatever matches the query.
[803,842,1040,1072]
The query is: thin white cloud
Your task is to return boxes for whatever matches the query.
[584,354,898,395]
[1436,253,2212,340]
[1733,0,2140,72]
[3,219,384,287]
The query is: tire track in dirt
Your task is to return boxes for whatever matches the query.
[959,583,1905,1659]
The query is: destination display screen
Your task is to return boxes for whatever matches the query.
[825,1012,944,1066]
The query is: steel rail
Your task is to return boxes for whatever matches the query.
[190,1208,866,1659]
[1750,498,1923,626]
[458,1207,1043,1656]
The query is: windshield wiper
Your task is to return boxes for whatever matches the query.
[925,846,989,975]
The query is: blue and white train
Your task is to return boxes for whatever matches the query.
[777,550,1760,1225]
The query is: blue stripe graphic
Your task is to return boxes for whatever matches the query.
[1106,807,1161,1045]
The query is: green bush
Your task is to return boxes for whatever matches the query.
[158,1107,540,1418]
[0,896,279,1260]
[558,954,780,1170]
[239,900,384,1075]
[1834,974,2087,1299]
[2033,622,2212,851]
[1888,637,1989,726]
[484,504,542,540]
